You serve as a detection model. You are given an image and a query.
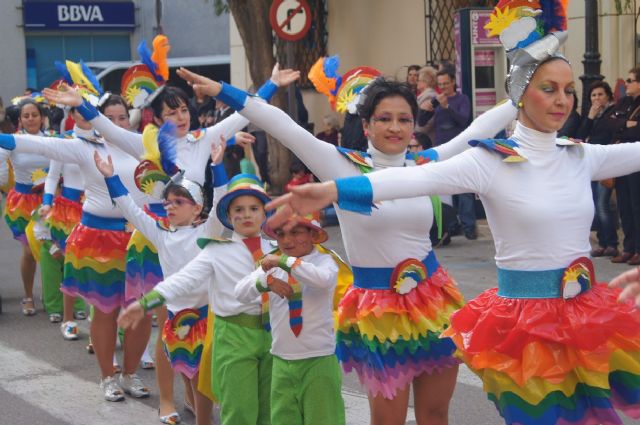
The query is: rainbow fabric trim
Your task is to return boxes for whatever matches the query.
[336,253,465,399]
[3,188,42,246]
[61,215,130,313]
[442,277,640,424]
[125,229,163,305]
[46,195,82,253]
[469,138,526,162]
[162,305,209,379]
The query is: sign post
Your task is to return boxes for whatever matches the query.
[269,0,311,123]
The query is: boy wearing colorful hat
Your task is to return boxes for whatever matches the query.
[119,173,274,425]
[235,214,346,425]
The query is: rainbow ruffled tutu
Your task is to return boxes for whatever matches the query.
[47,195,82,253]
[162,305,209,379]
[443,261,640,425]
[336,252,464,399]
[124,205,167,305]
[3,186,42,247]
[61,212,131,313]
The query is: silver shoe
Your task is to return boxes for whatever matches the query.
[49,313,62,323]
[119,373,150,398]
[60,321,79,340]
[74,310,87,320]
[100,375,125,402]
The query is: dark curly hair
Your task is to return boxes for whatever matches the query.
[356,78,418,122]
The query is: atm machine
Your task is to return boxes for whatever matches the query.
[454,8,508,118]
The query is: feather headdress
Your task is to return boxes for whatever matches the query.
[130,35,171,108]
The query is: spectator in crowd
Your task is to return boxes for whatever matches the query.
[558,92,581,138]
[406,64,421,95]
[415,66,438,144]
[438,59,456,76]
[576,81,619,258]
[285,161,313,193]
[189,92,216,130]
[418,69,476,239]
[611,67,640,265]
[0,97,16,134]
[315,113,340,146]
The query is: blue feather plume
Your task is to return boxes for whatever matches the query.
[157,122,179,175]
[137,40,162,82]
[323,55,340,79]
[79,60,104,96]
[54,61,73,84]
[540,0,567,34]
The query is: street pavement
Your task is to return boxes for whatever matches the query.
[0,219,637,424]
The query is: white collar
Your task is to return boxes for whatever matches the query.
[367,142,406,169]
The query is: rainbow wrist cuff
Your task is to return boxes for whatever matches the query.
[139,289,165,312]
[104,175,128,198]
[217,82,248,111]
[76,99,99,121]
[335,176,373,215]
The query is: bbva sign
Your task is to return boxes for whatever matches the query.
[57,5,104,23]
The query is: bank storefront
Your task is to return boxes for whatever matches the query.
[22,1,135,89]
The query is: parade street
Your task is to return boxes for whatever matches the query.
[0,219,636,425]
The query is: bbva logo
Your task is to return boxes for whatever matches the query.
[57,5,105,23]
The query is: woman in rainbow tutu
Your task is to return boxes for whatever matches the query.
[263,1,640,424]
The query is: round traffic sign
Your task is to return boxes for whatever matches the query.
[269,0,312,42]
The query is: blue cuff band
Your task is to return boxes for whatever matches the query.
[256,80,278,101]
[104,175,128,198]
[42,193,54,206]
[335,176,373,215]
[211,163,228,188]
[76,99,99,121]
[226,135,236,147]
[0,134,16,150]
[217,82,248,112]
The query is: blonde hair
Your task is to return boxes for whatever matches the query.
[323,113,339,131]
[418,66,437,89]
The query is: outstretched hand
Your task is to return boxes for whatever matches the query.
[117,301,145,330]
[234,131,255,148]
[93,150,114,177]
[42,83,83,107]
[211,135,227,165]
[176,67,221,98]
[270,63,301,87]
[609,267,640,307]
[265,181,338,230]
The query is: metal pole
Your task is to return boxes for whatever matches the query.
[579,0,603,117]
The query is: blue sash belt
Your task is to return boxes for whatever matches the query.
[81,211,127,231]
[352,251,439,290]
[14,182,33,194]
[61,186,83,202]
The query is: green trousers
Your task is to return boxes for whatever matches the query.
[271,355,345,425]
[213,315,272,425]
[40,241,85,315]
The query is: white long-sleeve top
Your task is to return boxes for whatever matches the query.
[0,131,50,187]
[154,233,274,317]
[89,112,249,186]
[43,127,88,200]
[235,96,517,269]
[235,248,338,360]
[109,175,226,311]
[362,122,640,270]
[9,133,145,218]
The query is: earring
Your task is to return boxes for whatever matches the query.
[364,130,369,138]
[517,101,523,108]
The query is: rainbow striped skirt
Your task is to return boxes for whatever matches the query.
[162,305,209,379]
[3,183,42,247]
[124,204,167,305]
[46,188,83,253]
[336,251,464,399]
[442,258,640,425]
[61,212,131,313]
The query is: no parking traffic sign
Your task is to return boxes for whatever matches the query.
[269,0,312,42]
